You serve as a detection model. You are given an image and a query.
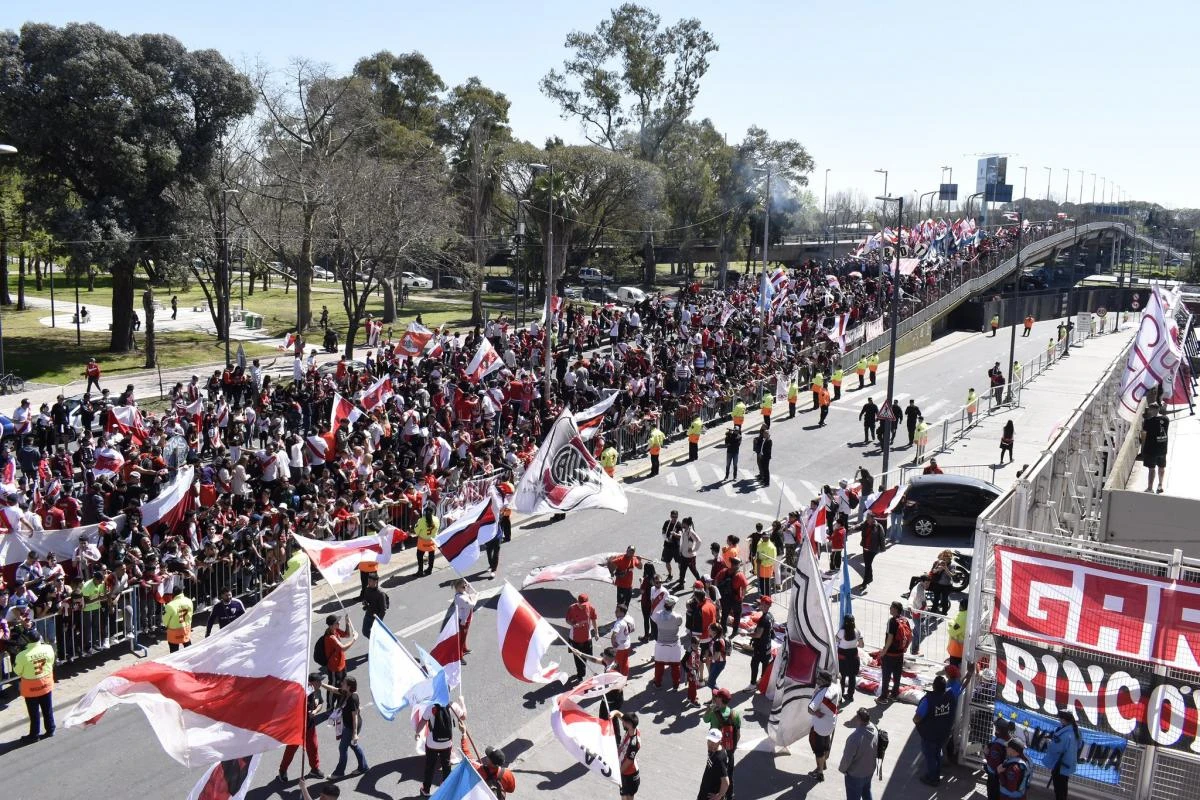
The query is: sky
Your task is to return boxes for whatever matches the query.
[5,0,1197,210]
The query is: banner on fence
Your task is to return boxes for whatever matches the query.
[991,544,1200,672]
[993,700,1125,785]
[995,636,1200,755]
[864,318,884,342]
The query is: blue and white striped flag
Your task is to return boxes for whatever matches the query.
[430,760,499,800]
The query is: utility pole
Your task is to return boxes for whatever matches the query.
[876,195,903,490]
[1007,209,1024,397]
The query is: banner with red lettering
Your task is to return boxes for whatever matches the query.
[995,637,1195,758]
[992,545,1200,672]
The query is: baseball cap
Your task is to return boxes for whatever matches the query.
[758,595,773,606]
[577,593,589,603]
[713,688,732,703]
[706,728,723,743]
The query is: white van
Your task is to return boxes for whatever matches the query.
[616,286,646,304]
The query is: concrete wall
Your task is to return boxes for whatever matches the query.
[1101,489,1200,558]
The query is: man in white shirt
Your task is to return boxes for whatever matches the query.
[609,603,636,676]
[807,669,841,781]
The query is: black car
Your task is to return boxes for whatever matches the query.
[901,474,1001,538]
[436,275,466,291]
[485,278,524,294]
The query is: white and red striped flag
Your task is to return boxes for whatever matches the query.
[865,485,903,517]
[106,406,149,445]
[140,465,195,531]
[63,567,312,766]
[466,338,502,382]
[572,391,618,442]
[292,530,392,586]
[185,754,262,800]
[329,393,364,432]
[551,672,625,786]
[427,603,463,667]
[397,322,434,358]
[496,582,566,684]
[434,495,500,575]
[93,446,125,478]
[521,552,620,589]
[359,375,394,412]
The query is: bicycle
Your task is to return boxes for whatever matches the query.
[0,373,25,394]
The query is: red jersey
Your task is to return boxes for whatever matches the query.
[565,602,597,644]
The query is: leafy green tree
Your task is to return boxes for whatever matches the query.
[353,51,446,140]
[0,23,254,356]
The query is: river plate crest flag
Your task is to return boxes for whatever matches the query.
[767,538,838,747]
[514,412,627,514]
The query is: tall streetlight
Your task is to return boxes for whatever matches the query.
[1077,170,1085,205]
[874,168,889,198]
[1090,173,1097,206]
[876,194,903,489]
[529,162,554,400]
[822,168,830,238]
[0,144,17,376]
[1018,166,1028,207]
[220,188,239,367]
[940,165,953,216]
[754,165,773,349]
[1006,208,1025,400]
[1043,166,1052,202]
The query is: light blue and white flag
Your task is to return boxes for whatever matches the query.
[430,760,499,800]
[368,619,428,721]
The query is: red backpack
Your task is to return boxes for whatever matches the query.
[892,617,913,654]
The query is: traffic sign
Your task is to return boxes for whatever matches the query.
[1096,307,1107,318]
[1132,297,1140,311]
[876,402,896,422]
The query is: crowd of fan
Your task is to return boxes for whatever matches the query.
[0,222,1036,672]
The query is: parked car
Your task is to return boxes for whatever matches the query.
[562,285,583,300]
[312,266,334,281]
[901,474,1002,538]
[577,267,612,285]
[616,286,647,305]
[485,278,524,294]
[436,275,466,291]
[400,271,433,289]
[583,285,620,304]
[317,359,368,378]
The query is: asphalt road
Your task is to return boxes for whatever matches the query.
[0,320,1064,799]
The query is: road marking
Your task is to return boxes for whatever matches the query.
[921,400,948,418]
[393,586,503,639]
[686,464,702,489]
[798,479,818,495]
[753,487,772,505]
[779,480,800,509]
[665,473,678,487]
[625,486,776,521]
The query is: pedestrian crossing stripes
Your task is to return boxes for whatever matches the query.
[650,460,820,510]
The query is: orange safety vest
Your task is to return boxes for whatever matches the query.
[818,387,831,407]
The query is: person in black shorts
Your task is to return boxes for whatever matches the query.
[1141,403,1170,493]
[611,711,641,799]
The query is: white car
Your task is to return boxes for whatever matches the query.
[616,286,646,304]
[400,271,433,289]
[312,266,334,281]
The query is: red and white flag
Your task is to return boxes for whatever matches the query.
[292,530,392,586]
[522,552,620,589]
[330,393,364,432]
[807,505,828,546]
[466,338,502,382]
[865,485,903,517]
[434,495,500,575]
[63,567,312,767]
[496,582,565,684]
[572,390,618,442]
[551,672,625,786]
[185,754,262,800]
[106,406,149,445]
[94,446,126,478]
[514,412,627,515]
[359,376,394,412]
[1118,287,1183,421]
[141,465,195,531]
[397,322,434,358]
[427,603,463,667]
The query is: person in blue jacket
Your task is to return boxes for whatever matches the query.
[1044,709,1080,800]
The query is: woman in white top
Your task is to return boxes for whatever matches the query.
[834,613,865,702]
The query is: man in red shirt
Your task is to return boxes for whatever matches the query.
[84,357,102,394]
[716,557,748,634]
[607,546,642,611]
[565,593,598,682]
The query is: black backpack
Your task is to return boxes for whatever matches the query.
[876,728,889,760]
[431,705,454,743]
[313,633,329,667]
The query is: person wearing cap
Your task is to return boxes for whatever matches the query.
[15,629,56,740]
[838,707,878,799]
[279,672,326,782]
[984,718,1014,800]
[566,592,599,681]
[913,674,957,786]
[698,727,731,800]
[1045,709,1080,800]
[360,572,388,640]
[807,669,840,781]
[610,710,642,799]
[748,595,774,689]
[998,738,1032,799]
[702,688,741,797]
[473,746,517,796]
[651,594,684,689]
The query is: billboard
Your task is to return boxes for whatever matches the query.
[976,156,1008,192]
[938,183,958,201]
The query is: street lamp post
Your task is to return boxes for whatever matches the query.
[0,144,18,376]
[876,194,903,490]
[755,165,773,351]
[1019,166,1028,207]
[1091,173,1097,207]
[1006,209,1025,400]
[874,169,888,199]
[529,162,554,400]
[1077,170,1084,205]
[1063,169,1070,210]
[1044,166,1052,202]
[220,188,239,368]
[940,165,952,216]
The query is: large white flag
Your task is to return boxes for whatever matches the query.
[514,412,627,515]
[64,567,312,767]
[572,390,619,442]
[140,465,195,530]
[466,337,502,382]
[550,672,626,786]
[496,582,566,684]
[522,552,620,589]
[767,536,838,747]
[1118,287,1183,421]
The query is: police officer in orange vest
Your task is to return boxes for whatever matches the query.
[15,630,56,740]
